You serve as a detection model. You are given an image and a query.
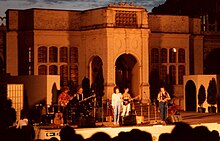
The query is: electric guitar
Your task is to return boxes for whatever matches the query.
[122,95,140,105]
[79,94,96,103]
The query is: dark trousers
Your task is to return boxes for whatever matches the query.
[159,102,168,120]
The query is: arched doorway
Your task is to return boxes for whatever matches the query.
[115,54,139,97]
[185,80,196,111]
[90,56,104,106]
[204,48,220,74]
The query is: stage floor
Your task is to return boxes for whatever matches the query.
[34,111,220,141]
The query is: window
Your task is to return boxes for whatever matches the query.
[178,48,185,63]
[178,65,185,84]
[60,65,68,86]
[70,47,78,63]
[169,65,176,85]
[38,65,47,75]
[29,47,32,63]
[160,65,167,81]
[60,47,68,63]
[49,65,58,75]
[169,48,176,63]
[151,48,159,63]
[160,48,167,63]
[38,46,47,63]
[49,46,58,63]
[70,65,78,83]
[208,14,215,31]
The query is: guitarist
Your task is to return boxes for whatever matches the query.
[121,87,132,117]
[58,86,72,124]
[157,86,171,121]
[73,87,84,103]
[58,86,72,108]
[71,87,84,120]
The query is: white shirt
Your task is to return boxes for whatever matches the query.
[112,93,122,106]
[16,118,28,129]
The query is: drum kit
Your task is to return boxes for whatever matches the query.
[35,94,96,125]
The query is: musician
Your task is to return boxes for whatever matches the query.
[58,86,72,108]
[73,87,84,103]
[70,87,84,119]
[112,86,122,125]
[58,86,72,124]
[157,86,171,120]
[121,87,132,117]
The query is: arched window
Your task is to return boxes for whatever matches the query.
[160,65,167,81]
[151,48,159,63]
[69,47,78,63]
[178,65,185,84]
[38,65,47,75]
[169,65,176,85]
[178,48,185,63]
[49,46,58,62]
[169,48,176,63]
[160,48,167,63]
[49,65,58,75]
[60,47,68,63]
[60,65,68,86]
[38,46,47,63]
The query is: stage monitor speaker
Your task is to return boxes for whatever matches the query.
[166,114,182,124]
[120,115,137,126]
[78,116,96,128]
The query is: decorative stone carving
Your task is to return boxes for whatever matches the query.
[115,11,137,27]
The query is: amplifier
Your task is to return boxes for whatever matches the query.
[120,115,137,126]
[166,114,182,124]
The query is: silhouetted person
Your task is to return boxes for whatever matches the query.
[158,133,171,141]
[5,99,16,127]
[210,130,220,141]
[192,126,212,141]
[130,129,152,141]
[171,122,193,141]
[60,125,76,141]
[60,125,84,141]
[49,137,59,141]
[19,124,35,141]
[112,131,128,141]
[87,132,112,141]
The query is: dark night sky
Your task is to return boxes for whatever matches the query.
[0,0,166,17]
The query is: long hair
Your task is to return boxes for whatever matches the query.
[113,86,119,93]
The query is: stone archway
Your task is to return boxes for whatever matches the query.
[90,56,104,105]
[115,54,139,97]
[204,48,220,74]
[185,80,196,111]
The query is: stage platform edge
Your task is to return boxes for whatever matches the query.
[34,122,220,141]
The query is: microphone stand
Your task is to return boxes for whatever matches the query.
[101,97,104,126]
[93,94,96,122]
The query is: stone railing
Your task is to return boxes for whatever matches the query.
[0,16,6,26]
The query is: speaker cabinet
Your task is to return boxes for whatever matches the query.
[166,114,182,124]
[78,116,96,127]
[120,115,137,126]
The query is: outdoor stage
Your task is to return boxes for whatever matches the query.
[34,111,220,141]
